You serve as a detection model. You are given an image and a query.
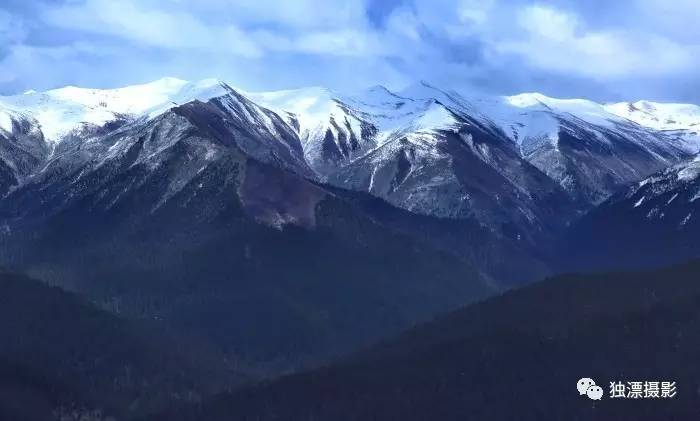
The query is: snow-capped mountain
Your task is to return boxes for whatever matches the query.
[605,100,700,153]
[1,78,314,216]
[5,77,700,395]
[0,80,500,369]
[246,85,463,178]
[1,77,698,271]
[487,92,693,204]
[251,83,577,245]
[0,78,231,145]
[253,82,693,208]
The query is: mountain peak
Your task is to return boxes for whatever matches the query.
[505,92,552,108]
[629,100,657,113]
[0,77,233,143]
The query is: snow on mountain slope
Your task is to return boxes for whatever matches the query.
[506,93,615,125]
[246,85,461,175]
[410,85,690,203]
[249,85,458,142]
[0,107,17,135]
[246,87,371,173]
[0,78,229,144]
[398,83,680,152]
[251,81,691,206]
[575,154,699,233]
[338,85,459,135]
[622,154,700,214]
[604,100,700,153]
[496,96,690,204]
[397,83,690,150]
[0,105,50,195]
[0,79,320,220]
[488,92,621,153]
[1,77,698,226]
[5,77,697,158]
[395,82,598,139]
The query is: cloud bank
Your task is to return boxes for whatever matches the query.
[1,0,699,102]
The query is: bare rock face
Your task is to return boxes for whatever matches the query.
[239,159,327,229]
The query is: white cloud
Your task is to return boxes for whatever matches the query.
[40,0,391,59]
[249,28,388,57]
[518,5,577,42]
[384,7,422,41]
[43,0,263,57]
[457,0,495,26]
[296,30,387,56]
[636,0,700,41]
[2,0,700,102]
[493,4,694,79]
[162,0,370,30]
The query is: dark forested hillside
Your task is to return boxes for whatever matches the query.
[0,146,495,373]
[154,260,700,421]
[0,271,244,420]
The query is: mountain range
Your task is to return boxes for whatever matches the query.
[1,78,699,274]
[2,77,700,417]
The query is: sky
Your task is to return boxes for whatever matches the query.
[1,0,700,103]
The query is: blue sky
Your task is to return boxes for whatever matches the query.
[1,0,700,102]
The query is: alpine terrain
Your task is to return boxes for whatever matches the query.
[2,77,700,418]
